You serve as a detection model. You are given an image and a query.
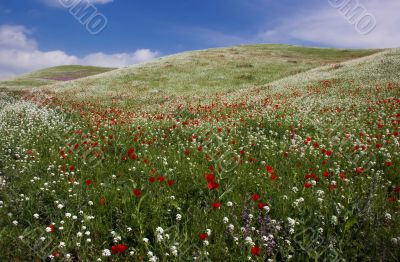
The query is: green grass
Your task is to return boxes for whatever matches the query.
[0,45,399,261]
[43,45,379,106]
[0,65,116,90]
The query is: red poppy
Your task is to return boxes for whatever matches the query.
[250,246,260,256]
[355,167,364,174]
[132,189,141,197]
[328,184,337,191]
[197,146,203,151]
[85,179,92,186]
[270,173,277,181]
[199,233,208,241]
[167,180,174,186]
[69,165,75,171]
[384,161,393,167]
[149,177,156,183]
[323,171,330,178]
[388,196,397,203]
[304,182,312,188]
[157,176,165,183]
[204,173,215,182]
[211,202,221,209]
[312,142,319,148]
[208,181,219,190]
[339,173,346,180]
[304,137,311,145]
[265,165,274,174]
[257,202,265,209]
[395,186,400,193]
[99,196,106,205]
[47,224,55,233]
[111,244,128,254]
[25,149,33,155]
[251,194,260,201]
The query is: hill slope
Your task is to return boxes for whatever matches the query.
[0,65,116,90]
[42,45,379,106]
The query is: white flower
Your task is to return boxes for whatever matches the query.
[88,201,94,206]
[203,240,209,246]
[77,232,83,237]
[385,213,392,221]
[331,216,338,225]
[12,220,18,226]
[33,213,39,219]
[59,242,65,248]
[102,249,111,257]
[287,217,296,227]
[228,224,235,231]
[223,217,229,224]
[46,227,52,233]
[57,204,64,209]
[227,201,233,207]
[143,238,149,243]
[65,213,71,218]
[263,205,270,213]
[206,229,212,236]
[176,214,182,221]
[156,227,164,234]
[245,237,254,245]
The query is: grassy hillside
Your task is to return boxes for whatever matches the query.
[0,45,399,261]
[0,65,116,90]
[44,45,379,106]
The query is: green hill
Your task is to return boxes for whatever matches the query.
[39,45,380,106]
[0,65,116,90]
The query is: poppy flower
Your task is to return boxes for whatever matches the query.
[204,173,215,182]
[250,246,260,256]
[339,173,346,180]
[211,202,221,209]
[323,171,330,178]
[111,244,128,254]
[304,182,312,188]
[395,186,400,193]
[69,165,75,172]
[384,161,393,167]
[197,146,203,151]
[85,179,92,186]
[208,181,219,190]
[251,194,260,201]
[199,233,208,241]
[157,176,165,183]
[149,177,156,183]
[328,184,337,190]
[99,196,106,205]
[265,165,274,174]
[257,202,265,209]
[355,167,364,174]
[388,196,397,203]
[132,189,141,197]
[167,180,174,186]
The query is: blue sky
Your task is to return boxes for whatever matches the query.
[0,0,399,79]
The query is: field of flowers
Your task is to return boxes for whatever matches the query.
[0,47,399,261]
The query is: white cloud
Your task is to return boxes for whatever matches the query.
[40,0,113,7]
[258,0,400,48]
[0,25,158,80]
[80,50,159,67]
